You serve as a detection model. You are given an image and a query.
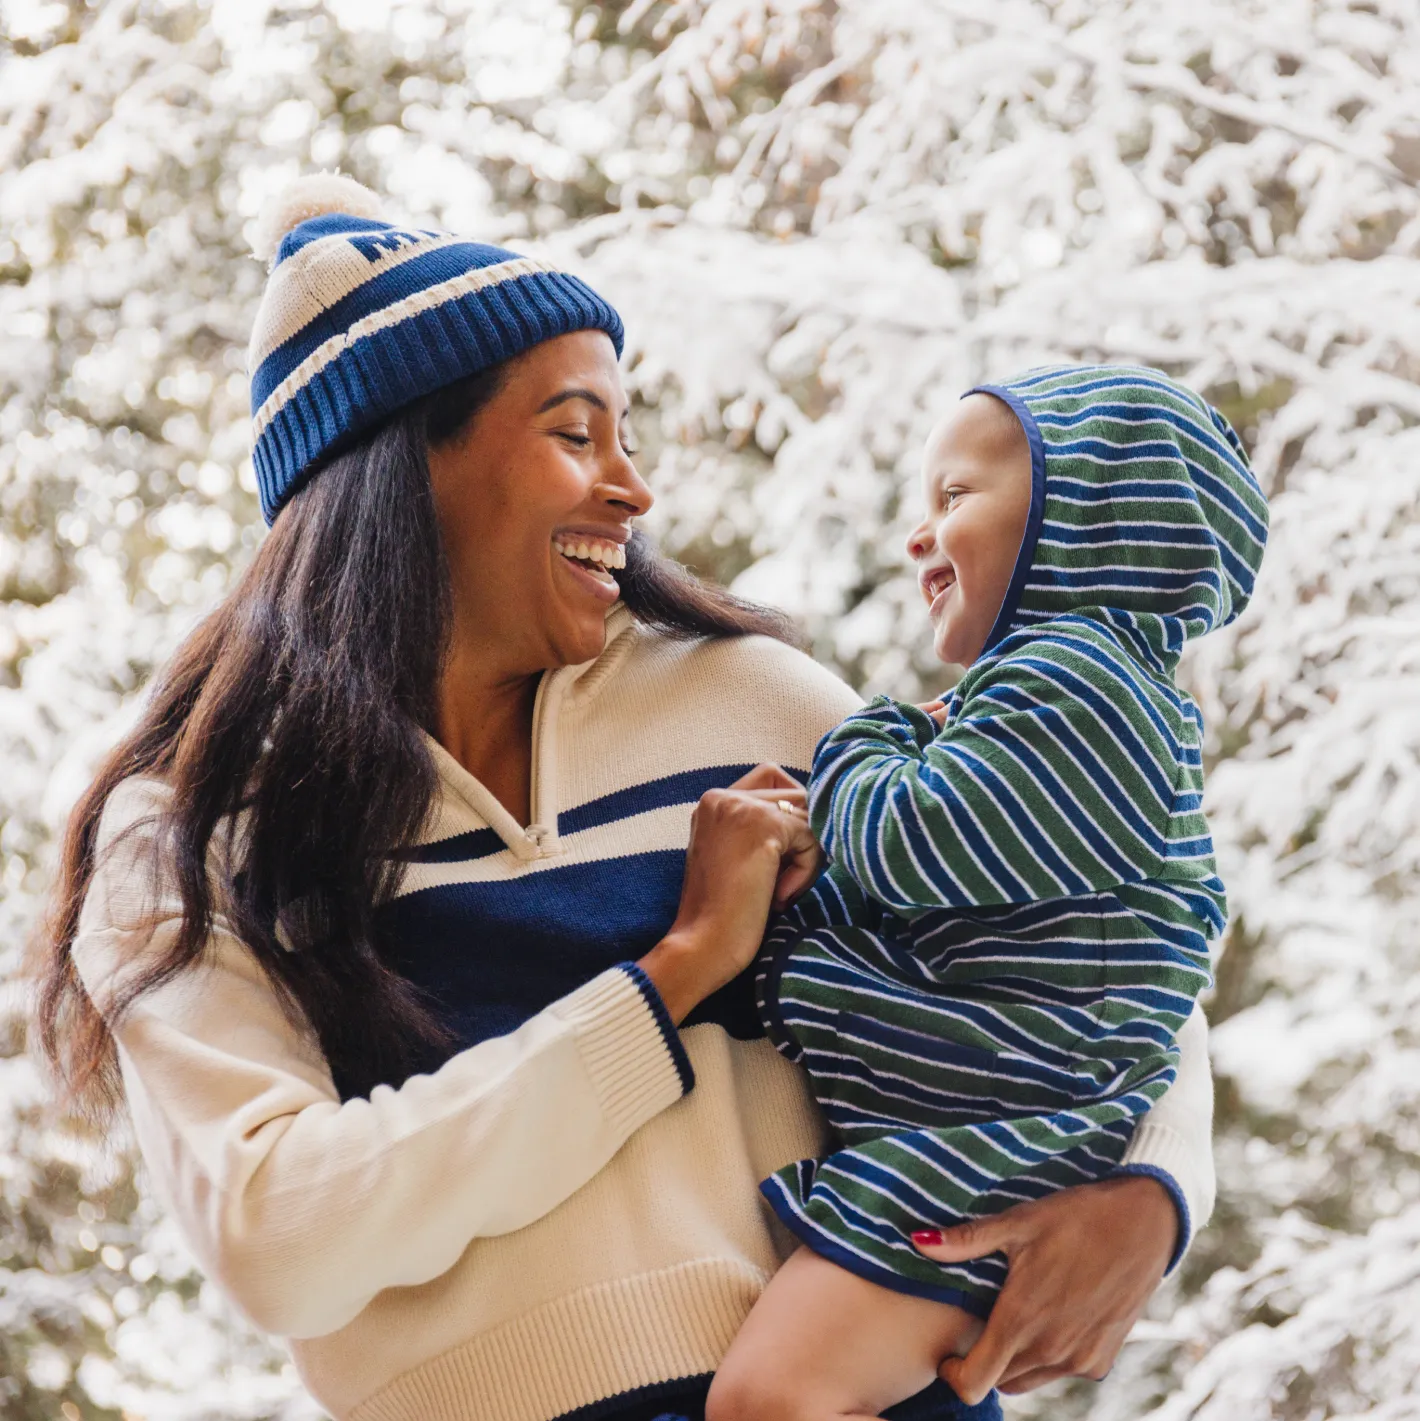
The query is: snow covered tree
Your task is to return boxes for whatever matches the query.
[1,0,1417,1415]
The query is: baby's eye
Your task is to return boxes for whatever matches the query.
[943,488,962,511]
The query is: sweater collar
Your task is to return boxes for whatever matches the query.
[422,605,639,860]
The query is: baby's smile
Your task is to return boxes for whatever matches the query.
[918,561,957,613]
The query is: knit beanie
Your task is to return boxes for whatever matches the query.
[246,174,625,524]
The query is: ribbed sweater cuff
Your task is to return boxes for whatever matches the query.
[620,961,696,1095]
[555,966,694,1141]
[1118,1120,1211,1275]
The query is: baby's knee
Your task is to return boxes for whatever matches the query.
[706,1360,800,1421]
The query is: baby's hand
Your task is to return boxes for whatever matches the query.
[917,699,948,727]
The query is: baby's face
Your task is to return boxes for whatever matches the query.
[907,393,1033,667]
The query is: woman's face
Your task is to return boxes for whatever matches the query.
[428,330,651,675]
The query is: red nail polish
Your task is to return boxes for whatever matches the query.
[912,1228,944,1246]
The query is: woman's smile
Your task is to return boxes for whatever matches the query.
[552,530,627,603]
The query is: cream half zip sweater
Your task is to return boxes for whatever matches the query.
[73,609,1215,1421]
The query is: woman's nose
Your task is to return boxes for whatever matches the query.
[601,448,654,516]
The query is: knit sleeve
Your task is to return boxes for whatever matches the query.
[1119,1001,1217,1268]
[72,780,690,1341]
[808,637,1181,914]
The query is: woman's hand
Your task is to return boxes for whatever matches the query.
[638,764,823,1024]
[911,1175,1178,1403]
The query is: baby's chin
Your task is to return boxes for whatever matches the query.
[931,629,968,670]
[932,615,988,670]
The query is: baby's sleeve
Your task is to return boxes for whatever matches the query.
[808,640,1181,914]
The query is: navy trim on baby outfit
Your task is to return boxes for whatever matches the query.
[964,383,1047,658]
[557,1370,1003,1420]
[557,1372,712,1419]
[761,1186,993,1318]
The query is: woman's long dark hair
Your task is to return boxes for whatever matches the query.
[34,366,798,1118]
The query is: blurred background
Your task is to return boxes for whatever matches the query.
[1,0,1418,1417]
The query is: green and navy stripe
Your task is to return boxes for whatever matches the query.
[758,365,1267,1310]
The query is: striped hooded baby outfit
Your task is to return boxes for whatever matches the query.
[756,364,1268,1312]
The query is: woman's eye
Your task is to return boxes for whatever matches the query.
[557,431,592,448]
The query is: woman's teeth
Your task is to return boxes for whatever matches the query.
[553,537,626,573]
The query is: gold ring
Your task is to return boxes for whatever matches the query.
[776,799,797,815]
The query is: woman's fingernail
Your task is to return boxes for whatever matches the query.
[912,1229,944,1246]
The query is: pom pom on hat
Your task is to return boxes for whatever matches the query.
[251,172,385,267]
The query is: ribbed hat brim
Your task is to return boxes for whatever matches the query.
[251,259,623,523]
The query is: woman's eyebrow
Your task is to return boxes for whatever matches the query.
[536,387,610,414]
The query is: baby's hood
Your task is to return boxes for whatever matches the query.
[975,364,1269,669]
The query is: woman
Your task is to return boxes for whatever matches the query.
[35,178,1214,1421]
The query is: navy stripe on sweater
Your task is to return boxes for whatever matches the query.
[410,763,809,863]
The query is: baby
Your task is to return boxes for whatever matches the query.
[708,364,1268,1420]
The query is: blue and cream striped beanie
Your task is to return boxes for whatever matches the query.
[247,175,624,524]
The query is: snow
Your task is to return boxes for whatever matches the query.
[1,1,1417,1417]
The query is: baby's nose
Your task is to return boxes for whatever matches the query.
[905,521,931,560]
